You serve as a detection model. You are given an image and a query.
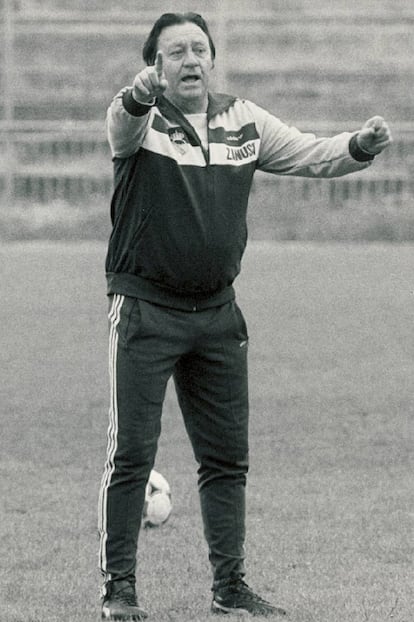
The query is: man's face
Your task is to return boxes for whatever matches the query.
[156,22,214,113]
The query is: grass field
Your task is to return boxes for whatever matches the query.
[0,241,413,622]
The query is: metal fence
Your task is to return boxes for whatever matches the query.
[0,120,413,206]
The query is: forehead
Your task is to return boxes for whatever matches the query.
[157,22,210,49]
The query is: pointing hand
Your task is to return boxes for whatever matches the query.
[132,51,168,104]
[357,116,393,155]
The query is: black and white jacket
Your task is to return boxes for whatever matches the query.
[105,88,373,310]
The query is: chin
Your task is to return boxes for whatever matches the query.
[176,89,208,112]
[181,84,204,97]
[168,87,208,113]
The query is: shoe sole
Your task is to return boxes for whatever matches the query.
[101,606,148,621]
[101,616,147,621]
[212,601,251,616]
[212,600,287,617]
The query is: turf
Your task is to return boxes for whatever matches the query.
[0,241,412,622]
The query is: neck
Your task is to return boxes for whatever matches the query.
[168,94,208,115]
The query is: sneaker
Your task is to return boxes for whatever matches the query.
[101,579,148,621]
[211,577,286,617]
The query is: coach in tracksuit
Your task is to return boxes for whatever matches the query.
[98,12,392,621]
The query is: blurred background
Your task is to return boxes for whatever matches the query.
[0,0,413,241]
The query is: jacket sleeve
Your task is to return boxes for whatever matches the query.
[106,87,154,158]
[244,101,373,178]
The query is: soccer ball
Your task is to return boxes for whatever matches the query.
[143,469,172,528]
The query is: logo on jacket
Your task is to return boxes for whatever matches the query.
[226,141,256,161]
[168,127,189,155]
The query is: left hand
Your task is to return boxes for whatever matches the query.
[357,116,393,155]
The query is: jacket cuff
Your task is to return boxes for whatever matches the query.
[349,133,375,162]
[122,88,155,116]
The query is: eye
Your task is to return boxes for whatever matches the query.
[194,46,208,57]
[169,49,184,59]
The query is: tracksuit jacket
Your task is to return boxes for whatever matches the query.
[105,88,373,310]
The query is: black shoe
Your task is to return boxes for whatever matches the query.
[211,577,287,617]
[101,580,148,621]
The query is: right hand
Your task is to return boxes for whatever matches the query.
[132,51,168,104]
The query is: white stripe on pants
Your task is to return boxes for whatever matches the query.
[98,294,124,577]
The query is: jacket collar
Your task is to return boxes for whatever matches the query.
[157,92,237,123]
[207,92,238,118]
[156,92,237,155]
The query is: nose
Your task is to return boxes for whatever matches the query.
[183,49,199,66]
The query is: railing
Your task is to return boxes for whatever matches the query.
[0,121,413,206]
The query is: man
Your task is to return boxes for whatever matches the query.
[98,12,392,621]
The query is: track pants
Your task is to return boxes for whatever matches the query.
[98,294,249,585]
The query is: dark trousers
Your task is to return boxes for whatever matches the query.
[98,294,249,585]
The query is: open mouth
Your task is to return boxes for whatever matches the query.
[181,75,201,84]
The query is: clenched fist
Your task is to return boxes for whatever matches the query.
[357,116,392,155]
[132,51,169,104]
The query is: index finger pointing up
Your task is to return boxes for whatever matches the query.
[155,51,164,77]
